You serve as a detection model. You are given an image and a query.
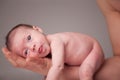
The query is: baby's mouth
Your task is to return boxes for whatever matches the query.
[38,46,43,54]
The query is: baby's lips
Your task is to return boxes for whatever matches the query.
[38,46,43,54]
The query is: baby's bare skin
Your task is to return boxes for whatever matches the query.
[48,32,102,65]
[9,26,104,80]
[46,32,104,80]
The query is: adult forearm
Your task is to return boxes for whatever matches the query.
[97,0,120,56]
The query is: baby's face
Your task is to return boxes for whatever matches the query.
[10,27,50,58]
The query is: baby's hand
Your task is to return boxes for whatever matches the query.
[2,47,51,75]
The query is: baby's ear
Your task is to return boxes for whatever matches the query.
[32,26,43,33]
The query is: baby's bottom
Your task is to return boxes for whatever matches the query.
[79,44,104,80]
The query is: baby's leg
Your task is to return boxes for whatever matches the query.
[79,43,104,80]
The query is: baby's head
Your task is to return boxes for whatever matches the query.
[6,24,50,58]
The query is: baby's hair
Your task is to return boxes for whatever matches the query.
[6,24,33,51]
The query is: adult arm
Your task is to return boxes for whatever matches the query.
[97,0,120,56]
[95,0,120,80]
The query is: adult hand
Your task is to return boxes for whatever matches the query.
[2,47,80,80]
[2,47,51,76]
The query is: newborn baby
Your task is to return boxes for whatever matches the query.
[5,24,104,80]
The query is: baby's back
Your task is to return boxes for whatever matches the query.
[52,32,101,66]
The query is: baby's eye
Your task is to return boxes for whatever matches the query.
[24,49,29,56]
[27,35,31,41]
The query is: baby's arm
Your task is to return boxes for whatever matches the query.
[46,38,65,80]
[79,42,104,80]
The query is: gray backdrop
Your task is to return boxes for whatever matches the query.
[0,0,113,80]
